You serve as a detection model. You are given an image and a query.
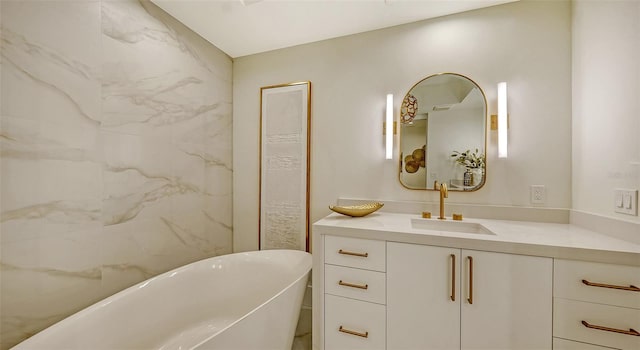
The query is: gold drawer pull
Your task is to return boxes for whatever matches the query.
[467,256,473,304]
[582,279,640,292]
[581,320,640,336]
[338,249,368,258]
[339,325,369,338]
[450,254,456,302]
[339,280,368,290]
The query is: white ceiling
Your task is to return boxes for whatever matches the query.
[151,0,517,58]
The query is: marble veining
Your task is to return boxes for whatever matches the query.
[1,29,96,85]
[101,73,221,129]
[102,263,157,280]
[1,200,101,224]
[0,263,102,281]
[188,149,232,171]
[102,0,213,68]
[0,0,233,349]
[160,214,231,255]
[203,209,232,230]
[103,165,200,226]
[1,115,102,167]
[2,314,66,343]
[1,28,100,124]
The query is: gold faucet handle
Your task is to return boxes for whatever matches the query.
[422,211,432,219]
[452,213,463,221]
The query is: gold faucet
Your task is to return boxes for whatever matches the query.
[438,183,448,220]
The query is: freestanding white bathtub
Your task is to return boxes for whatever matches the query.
[12,249,312,350]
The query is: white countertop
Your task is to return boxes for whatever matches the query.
[313,212,640,266]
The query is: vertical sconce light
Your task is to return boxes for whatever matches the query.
[497,82,508,158]
[386,93,394,160]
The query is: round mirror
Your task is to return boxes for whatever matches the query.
[399,73,487,191]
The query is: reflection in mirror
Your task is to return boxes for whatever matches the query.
[399,73,487,191]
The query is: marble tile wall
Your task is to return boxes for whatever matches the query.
[0,1,232,348]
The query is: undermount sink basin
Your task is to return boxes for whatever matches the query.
[411,218,495,235]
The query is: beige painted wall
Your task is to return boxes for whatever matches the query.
[233,0,572,252]
[572,0,640,223]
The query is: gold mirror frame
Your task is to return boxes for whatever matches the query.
[398,72,488,192]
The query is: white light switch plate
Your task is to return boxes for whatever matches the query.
[614,188,638,216]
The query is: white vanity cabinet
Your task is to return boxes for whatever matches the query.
[387,242,553,350]
[553,259,640,350]
[313,212,639,350]
[323,235,386,350]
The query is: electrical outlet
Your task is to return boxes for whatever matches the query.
[614,188,638,216]
[530,185,546,204]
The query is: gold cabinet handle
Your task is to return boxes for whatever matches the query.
[338,280,368,290]
[581,320,640,336]
[338,249,368,258]
[450,254,456,302]
[467,256,473,304]
[582,279,640,292]
[339,325,369,338]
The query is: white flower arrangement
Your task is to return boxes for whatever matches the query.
[451,149,485,169]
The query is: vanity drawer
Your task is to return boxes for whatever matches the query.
[325,235,385,272]
[324,264,385,304]
[553,337,620,350]
[554,298,640,350]
[554,259,640,309]
[325,294,385,350]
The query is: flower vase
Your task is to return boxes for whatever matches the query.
[463,168,473,186]
[472,168,484,186]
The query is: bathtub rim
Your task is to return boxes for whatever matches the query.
[191,249,312,349]
[12,249,312,350]
[191,252,311,349]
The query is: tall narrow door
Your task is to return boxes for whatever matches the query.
[460,250,552,350]
[387,242,461,349]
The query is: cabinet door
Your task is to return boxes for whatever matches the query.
[387,242,461,350]
[553,337,621,350]
[460,250,552,350]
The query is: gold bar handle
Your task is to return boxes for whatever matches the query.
[339,325,369,338]
[467,256,473,304]
[339,280,368,290]
[582,279,640,292]
[450,254,456,302]
[581,320,640,336]
[338,249,368,258]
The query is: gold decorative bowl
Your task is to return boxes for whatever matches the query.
[329,202,384,217]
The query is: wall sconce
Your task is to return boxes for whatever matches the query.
[385,93,394,159]
[497,82,508,158]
